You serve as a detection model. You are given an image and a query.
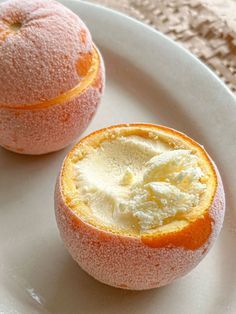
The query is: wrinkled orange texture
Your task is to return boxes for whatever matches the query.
[0,47,100,110]
[76,51,93,77]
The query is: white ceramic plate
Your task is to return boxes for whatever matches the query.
[1,1,236,313]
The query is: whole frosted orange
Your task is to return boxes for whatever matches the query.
[0,0,105,154]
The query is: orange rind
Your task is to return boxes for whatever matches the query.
[0,0,105,154]
[55,124,225,290]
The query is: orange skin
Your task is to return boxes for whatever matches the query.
[0,0,105,155]
[55,124,225,290]
[0,50,104,155]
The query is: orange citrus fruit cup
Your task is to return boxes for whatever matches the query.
[55,123,225,290]
[0,0,105,154]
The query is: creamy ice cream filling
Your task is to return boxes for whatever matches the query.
[73,135,208,232]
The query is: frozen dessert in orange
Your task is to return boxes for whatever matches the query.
[0,0,105,154]
[55,123,225,290]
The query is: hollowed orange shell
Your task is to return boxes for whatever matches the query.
[55,124,225,290]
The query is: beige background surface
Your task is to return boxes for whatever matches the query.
[85,0,236,94]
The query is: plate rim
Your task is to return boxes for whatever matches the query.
[72,0,236,102]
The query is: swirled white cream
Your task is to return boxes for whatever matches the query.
[74,136,207,231]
